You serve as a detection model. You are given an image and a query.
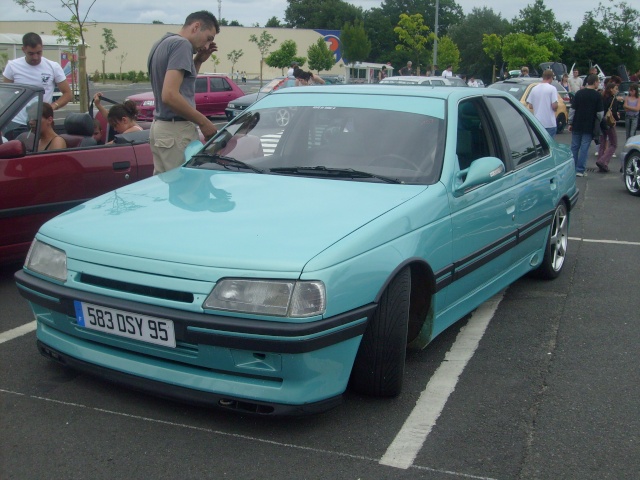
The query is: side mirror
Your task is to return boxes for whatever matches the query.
[453,157,505,196]
[0,140,27,159]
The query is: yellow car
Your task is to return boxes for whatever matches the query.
[489,78,569,133]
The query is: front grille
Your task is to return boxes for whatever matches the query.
[80,273,194,303]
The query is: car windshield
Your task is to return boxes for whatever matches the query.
[186,95,446,185]
[490,83,527,99]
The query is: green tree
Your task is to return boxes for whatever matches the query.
[534,31,563,61]
[434,36,461,72]
[227,49,244,77]
[341,19,371,66]
[209,54,220,73]
[565,15,617,74]
[448,7,511,83]
[394,13,433,75]
[362,8,397,64]
[307,38,335,73]
[285,0,363,29]
[117,52,127,81]
[15,0,96,112]
[511,0,571,42]
[249,31,278,86]
[99,27,117,84]
[502,32,551,71]
[590,1,640,73]
[265,40,305,74]
[265,16,282,28]
[378,0,464,38]
[482,33,502,83]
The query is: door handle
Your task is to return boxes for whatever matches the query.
[113,161,130,171]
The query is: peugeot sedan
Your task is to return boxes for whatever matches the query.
[16,85,578,415]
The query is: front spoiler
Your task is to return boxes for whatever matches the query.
[37,340,342,416]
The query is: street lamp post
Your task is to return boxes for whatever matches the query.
[432,0,439,74]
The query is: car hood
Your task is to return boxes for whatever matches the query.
[126,91,153,102]
[230,92,265,107]
[40,168,426,272]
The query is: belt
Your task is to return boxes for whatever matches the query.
[155,116,188,122]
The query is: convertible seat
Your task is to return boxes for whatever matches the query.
[61,113,97,148]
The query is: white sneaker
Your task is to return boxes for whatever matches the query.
[613,154,617,158]
[595,151,599,156]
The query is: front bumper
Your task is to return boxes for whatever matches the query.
[16,270,373,415]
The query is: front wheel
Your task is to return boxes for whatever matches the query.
[624,152,640,196]
[534,202,568,279]
[349,267,410,397]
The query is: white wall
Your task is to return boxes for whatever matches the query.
[0,21,345,79]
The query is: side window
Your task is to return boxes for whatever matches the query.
[455,100,496,170]
[195,77,207,94]
[486,97,549,166]
[210,77,229,92]
[432,80,444,86]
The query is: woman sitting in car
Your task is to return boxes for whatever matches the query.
[94,93,143,136]
[26,102,67,152]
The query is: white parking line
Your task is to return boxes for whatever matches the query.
[380,292,505,470]
[569,237,640,246]
[0,320,36,345]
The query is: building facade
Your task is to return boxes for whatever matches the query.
[0,21,344,80]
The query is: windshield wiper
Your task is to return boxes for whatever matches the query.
[190,153,264,173]
[269,166,403,184]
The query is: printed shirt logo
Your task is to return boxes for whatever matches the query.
[41,74,51,85]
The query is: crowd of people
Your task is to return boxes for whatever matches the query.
[567,69,639,176]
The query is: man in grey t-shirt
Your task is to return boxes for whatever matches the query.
[148,10,220,174]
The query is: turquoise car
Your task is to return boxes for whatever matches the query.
[15,85,579,415]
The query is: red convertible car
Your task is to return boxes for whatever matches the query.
[127,74,244,121]
[0,83,153,264]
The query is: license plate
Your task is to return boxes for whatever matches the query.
[74,301,176,348]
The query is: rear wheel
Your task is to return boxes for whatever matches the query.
[349,267,410,397]
[534,203,568,279]
[624,152,640,196]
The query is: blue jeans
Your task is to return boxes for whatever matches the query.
[571,132,592,173]
[546,126,557,138]
[626,115,638,139]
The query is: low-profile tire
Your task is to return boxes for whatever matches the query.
[624,152,640,197]
[349,267,410,397]
[534,202,568,279]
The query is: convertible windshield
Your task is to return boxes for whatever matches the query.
[188,102,446,184]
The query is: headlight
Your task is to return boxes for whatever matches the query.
[25,239,67,282]
[142,100,155,106]
[228,103,235,109]
[204,279,326,317]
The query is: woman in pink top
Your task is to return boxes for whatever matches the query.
[623,83,639,139]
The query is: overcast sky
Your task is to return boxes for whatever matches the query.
[4,0,602,36]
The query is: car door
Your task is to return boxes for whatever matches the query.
[443,98,517,317]
[194,76,211,117]
[208,77,238,115]
[484,96,559,265]
[0,143,146,261]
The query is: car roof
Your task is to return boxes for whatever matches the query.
[268,84,490,101]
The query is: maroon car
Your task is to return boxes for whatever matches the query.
[0,83,154,264]
[127,74,245,121]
